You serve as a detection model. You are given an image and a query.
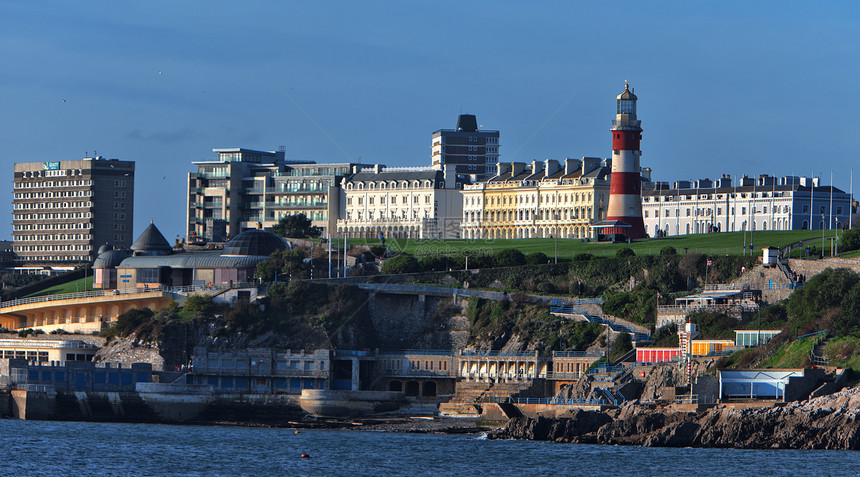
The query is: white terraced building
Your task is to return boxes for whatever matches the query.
[337,165,465,239]
[642,174,852,237]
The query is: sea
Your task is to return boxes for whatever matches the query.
[2,419,859,477]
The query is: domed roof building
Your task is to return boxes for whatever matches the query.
[93,224,287,290]
[222,229,290,257]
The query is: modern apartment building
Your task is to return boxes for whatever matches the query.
[641,174,853,237]
[336,165,465,239]
[460,158,611,240]
[12,157,135,264]
[187,147,353,242]
[431,114,500,180]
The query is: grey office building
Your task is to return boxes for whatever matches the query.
[12,157,135,264]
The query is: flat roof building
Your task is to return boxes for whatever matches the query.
[187,147,354,242]
[12,157,135,264]
[431,114,500,181]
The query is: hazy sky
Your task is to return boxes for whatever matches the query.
[1,1,858,241]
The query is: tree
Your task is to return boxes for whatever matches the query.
[526,252,549,265]
[382,254,421,274]
[256,249,309,281]
[270,213,321,238]
[616,247,635,258]
[493,248,526,267]
[839,228,860,253]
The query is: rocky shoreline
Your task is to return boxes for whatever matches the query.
[488,386,860,450]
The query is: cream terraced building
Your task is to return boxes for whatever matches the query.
[460,158,611,240]
[336,165,464,239]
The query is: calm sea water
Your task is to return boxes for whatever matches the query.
[2,419,859,476]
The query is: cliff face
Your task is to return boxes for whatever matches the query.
[489,386,860,450]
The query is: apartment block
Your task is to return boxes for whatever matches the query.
[12,157,134,264]
[187,147,354,242]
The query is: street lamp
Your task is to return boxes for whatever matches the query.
[821,214,826,258]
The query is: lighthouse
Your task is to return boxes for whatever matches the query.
[604,82,647,239]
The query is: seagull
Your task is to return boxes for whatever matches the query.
[62,99,67,103]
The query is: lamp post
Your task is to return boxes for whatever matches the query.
[554,213,559,264]
[821,214,826,258]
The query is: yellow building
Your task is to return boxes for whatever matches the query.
[691,339,735,356]
[461,158,610,239]
[0,338,98,363]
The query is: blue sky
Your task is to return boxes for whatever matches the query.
[1,1,858,241]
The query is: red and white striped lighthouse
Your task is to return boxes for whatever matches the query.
[605,82,646,239]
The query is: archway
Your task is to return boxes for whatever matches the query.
[405,381,420,396]
[388,380,402,392]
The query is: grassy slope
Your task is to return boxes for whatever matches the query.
[333,230,823,259]
[25,276,94,297]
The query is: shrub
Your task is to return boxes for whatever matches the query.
[660,246,677,256]
[616,247,635,258]
[840,228,860,253]
[493,249,526,267]
[526,252,549,265]
[382,254,421,274]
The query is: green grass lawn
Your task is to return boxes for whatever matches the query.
[25,276,94,298]
[331,230,825,259]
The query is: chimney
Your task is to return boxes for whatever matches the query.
[442,164,456,189]
[531,160,545,177]
[511,162,527,177]
[544,159,561,176]
[564,158,582,176]
[582,157,601,175]
[497,163,512,177]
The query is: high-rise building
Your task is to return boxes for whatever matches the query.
[601,83,647,239]
[187,147,355,242]
[12,157,135,264]
[431,114,500,180]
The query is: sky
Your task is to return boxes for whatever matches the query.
[1,1,859,242]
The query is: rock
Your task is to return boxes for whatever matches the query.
[490,386,860,450]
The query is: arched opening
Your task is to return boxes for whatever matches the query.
[422,381,437,397]
[388,380,402,392]
[405,381,420,396]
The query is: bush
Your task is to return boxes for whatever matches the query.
[840,228,860,253]
[616,247,635,258]
[382,254,421,274]
[526,252,549,265]
[660,246,677,256]
[493,249,526,267]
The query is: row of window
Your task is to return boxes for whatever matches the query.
[14,239,91,247]
[644,191,786,202]
[13,222,92,231]
[346,209,433,221]
[348,195,432,206]
[20,255,91,261]
[14,190,91,199]
[465,208,594,223]
[345,180,437,190]
[14,201,92,210]
[15,179,93,188]
[13,212,92,221]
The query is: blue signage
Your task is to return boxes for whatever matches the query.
[42,162,60,170]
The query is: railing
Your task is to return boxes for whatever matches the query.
[484,396,607,406]
[460,350,538,358]
[588,365,623,375]
[674,394,698,404]
[1,283,256,309]
[808,330,830,367]
[552,351,603,358]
